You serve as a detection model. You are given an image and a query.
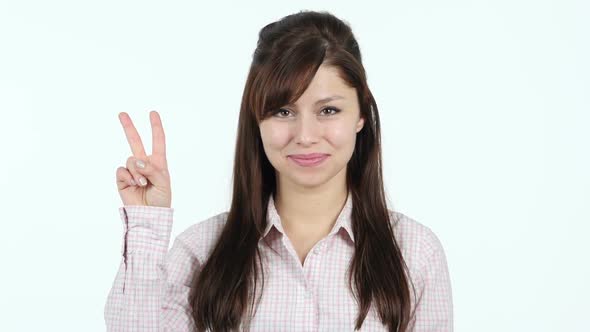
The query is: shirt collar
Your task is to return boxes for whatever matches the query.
[261,191,354,243]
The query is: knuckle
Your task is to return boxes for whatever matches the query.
[116,168,130,181]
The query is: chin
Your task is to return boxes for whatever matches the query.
[286,172,335,189]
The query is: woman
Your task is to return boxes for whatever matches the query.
[105,10,453,332]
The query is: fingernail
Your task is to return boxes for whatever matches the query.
[139,177,147,186]
[130,179,136,186]
[136,160,145,169]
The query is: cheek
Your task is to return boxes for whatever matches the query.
[325,125,356,148]
[260,125,290,152]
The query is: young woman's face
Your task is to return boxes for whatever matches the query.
[259,64,365,190]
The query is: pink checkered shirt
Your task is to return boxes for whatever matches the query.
[104,193,453,331]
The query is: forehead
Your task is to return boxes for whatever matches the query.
[294,65,356,103]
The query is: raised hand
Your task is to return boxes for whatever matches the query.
[116,111,172,208]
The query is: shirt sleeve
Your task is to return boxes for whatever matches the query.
[104,205,200,331]
[409,229,454,331]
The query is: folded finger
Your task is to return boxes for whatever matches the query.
[126,156,149,187]
[116,166,136,190]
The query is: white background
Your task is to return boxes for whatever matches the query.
[0,1,588,331]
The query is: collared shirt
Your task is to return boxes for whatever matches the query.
[104,193,453,331]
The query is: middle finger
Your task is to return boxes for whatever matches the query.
[119,112,147,157]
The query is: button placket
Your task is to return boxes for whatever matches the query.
[306,286,316,332]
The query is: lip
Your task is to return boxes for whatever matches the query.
[288,153,330,159]
[288,153,330,167]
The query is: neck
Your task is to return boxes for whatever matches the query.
[274,176,348,239]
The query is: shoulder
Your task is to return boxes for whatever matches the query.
[160,211,229,291]
[172,210,230,262]
[387,209,448,273]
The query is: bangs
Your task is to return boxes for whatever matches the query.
[253,38,327,122]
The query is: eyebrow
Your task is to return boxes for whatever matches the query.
[285,95,345,107]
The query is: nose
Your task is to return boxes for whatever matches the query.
[294,112,321,146]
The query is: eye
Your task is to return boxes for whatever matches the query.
[320,106,341,116]
[271,106,341,118]
[272,108,292,118]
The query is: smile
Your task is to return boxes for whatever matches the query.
[288,155,329,167]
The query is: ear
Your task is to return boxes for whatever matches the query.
[356,117,365,133]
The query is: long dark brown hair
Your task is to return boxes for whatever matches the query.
[191,10,415,331]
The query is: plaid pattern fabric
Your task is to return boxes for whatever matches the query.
[105,193,453,331]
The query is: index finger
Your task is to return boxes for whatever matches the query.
[118,112,147,158]
[150,111,167,159]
